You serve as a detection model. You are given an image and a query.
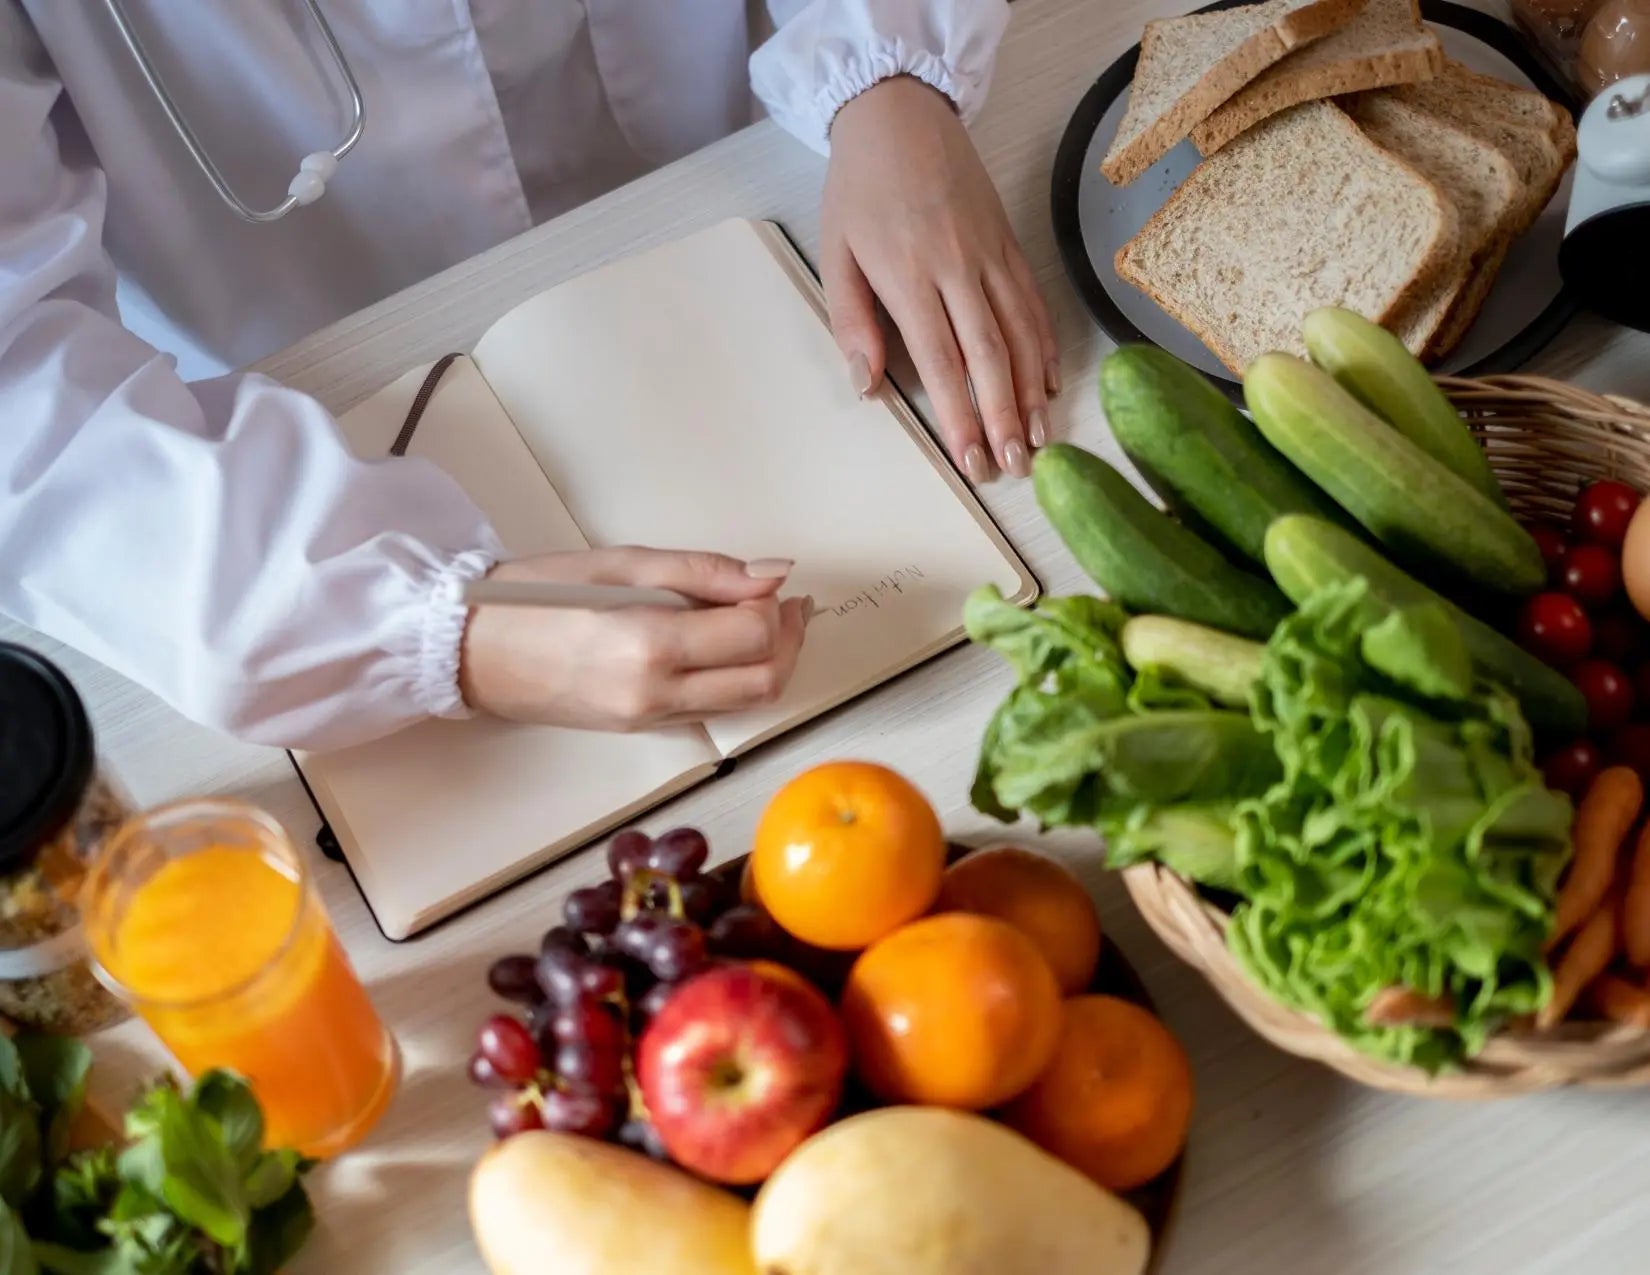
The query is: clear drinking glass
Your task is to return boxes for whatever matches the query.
[83,799,399,1157]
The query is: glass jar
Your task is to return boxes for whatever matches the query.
[0,643,132,1034]
[1513,0,1611,90]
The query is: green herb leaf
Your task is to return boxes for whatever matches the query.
[0,1089,42,1210]
[242,1182,313,1275]
[0,1205,37,1275]
[45,1149,120,1251]
[188,1074,262,1177]
[240,1152,299,1212]
[0,1039,26,1102]
[30,1243,130,1275]
[16,1038,92,1165]
[153,1097,249,1251]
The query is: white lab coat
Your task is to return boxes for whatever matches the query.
[0,0,1008,750]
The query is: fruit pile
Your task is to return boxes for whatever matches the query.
[467,761,1189,1275]
[1515,480,1650,797]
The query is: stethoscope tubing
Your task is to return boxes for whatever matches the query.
[99,0,364,223]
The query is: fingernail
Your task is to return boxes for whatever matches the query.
[745,558,794,579]
[1028,406,1050,450]
[963,444,991,484]
[1004,438,1030,479]
[799,595,816,624]
[848,352,873,398]
[1045,359,1062,398]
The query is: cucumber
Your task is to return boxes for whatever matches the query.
[1302,308,1506,509]
[1120,616,1264,708]
[1032,443,1289,640]
[1244,353,1544,596]
[1100,345,1357,564]
[1263,515,1586,733]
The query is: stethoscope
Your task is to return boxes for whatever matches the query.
[101,0,363,223]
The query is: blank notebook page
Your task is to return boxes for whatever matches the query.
[473,219,1031,755]
[311,360,719,936]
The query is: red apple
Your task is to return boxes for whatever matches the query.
[636,962,847,1184]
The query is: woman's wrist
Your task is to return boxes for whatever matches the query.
[829,73,958,143]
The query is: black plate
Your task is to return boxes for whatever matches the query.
[1051,0,1581,398]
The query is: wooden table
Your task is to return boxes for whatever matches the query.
[16,0,1650,1270]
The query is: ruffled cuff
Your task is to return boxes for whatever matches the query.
[410,546,500,721]
[750,0,1010,155]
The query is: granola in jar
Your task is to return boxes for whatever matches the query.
[0,644,132,1034]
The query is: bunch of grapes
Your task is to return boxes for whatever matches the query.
[469,826,781,1144]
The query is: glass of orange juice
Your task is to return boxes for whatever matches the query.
[83,799,399,1157]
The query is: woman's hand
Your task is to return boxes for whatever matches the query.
[821,75,1058,484]
[459,548,809,731]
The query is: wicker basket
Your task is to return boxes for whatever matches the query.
[1123,373,1650,1098]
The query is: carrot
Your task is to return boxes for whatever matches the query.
[1540,898,1621,1029]
[1587,974,1650,1029]
[1547,767,1643,952]
[1621,821,1650,967]
[1364,987,1455,1028]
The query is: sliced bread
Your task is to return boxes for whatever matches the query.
[1192,0,1441,155]
[1346,92,1520,358]
[1101,0,1369,185]
[1115,101,1459,374]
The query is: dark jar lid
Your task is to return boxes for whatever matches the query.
[0,644,93,872]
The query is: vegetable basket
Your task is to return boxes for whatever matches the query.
[1123,373,1650,1097]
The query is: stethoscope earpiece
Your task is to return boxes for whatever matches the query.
[100,0,363,224]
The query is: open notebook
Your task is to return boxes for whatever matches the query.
[295,219,1036,939]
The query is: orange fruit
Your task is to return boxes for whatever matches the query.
[935,847,1102,994]
[1002,995,1193,1191]
[751,761,945,951]
[840,913,1062,1110]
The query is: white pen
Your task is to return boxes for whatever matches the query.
[449,578,820,623]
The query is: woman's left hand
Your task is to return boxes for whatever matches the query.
[821,75,1058,484]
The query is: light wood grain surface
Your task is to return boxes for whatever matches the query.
[11,1,1650,1271]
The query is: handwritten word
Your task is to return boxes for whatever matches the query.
[825,566,927,618]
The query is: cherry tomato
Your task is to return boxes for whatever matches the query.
[1574,659,1636,731]
[1517,592,1594,667]
[1592,609,1649,664]
[1543,738,1604,798]
[1572,480,1642,547]
[1611,722,1650,785]
[1559,543,1623,609]
[1528,524,1571,583]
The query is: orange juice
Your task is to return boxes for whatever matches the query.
[85,802,398,1157]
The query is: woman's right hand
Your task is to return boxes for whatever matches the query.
[459,548,809,731]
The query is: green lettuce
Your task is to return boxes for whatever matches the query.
[1230,580,1572,1070]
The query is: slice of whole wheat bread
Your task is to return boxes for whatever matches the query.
[1115,102,1459,374]
[1378,64,1576,358]
[1192,0,1441,155]
[1101,0,1370,186]
[1347,92,1519,358]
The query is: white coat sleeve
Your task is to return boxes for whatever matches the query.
[0,15,503,753]
[750,0,1010,154]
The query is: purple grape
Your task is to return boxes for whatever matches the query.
[645,917,707,983]
[477,1015,541,1085]
[564,881,623,936]
[467,1051,511,1089]
[617,1118,670,1160]
[706,905,780,959]
[486,954,543,1004]
[540,925,589,956]
[577,958,626,1000]
[553,1041,626,1094]
[540,1087,622,1139]
[646,827,710,878]
[488,1091,546,1139]
[635,981,675,1022]
[678,876,726,924]
[535,946,586,1005]
[606,829,651,881]
[612,913,670,962]
[547,1001,625,1053]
